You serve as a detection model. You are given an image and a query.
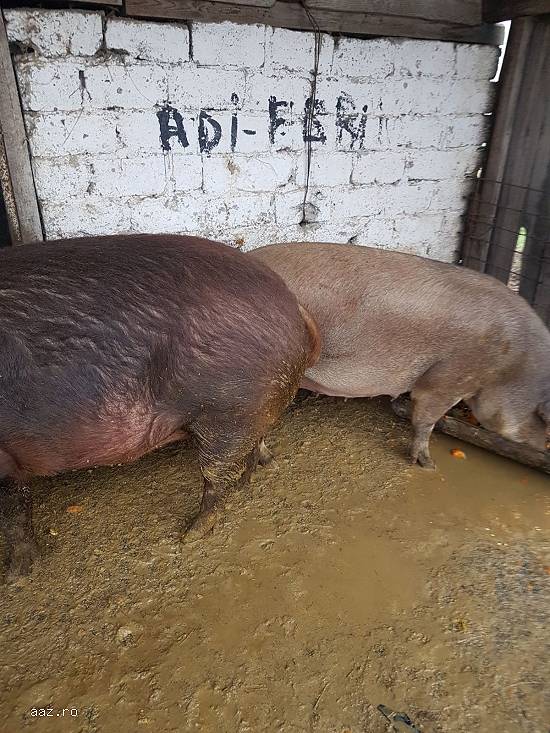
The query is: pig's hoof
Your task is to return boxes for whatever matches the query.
[418,455,436,470]
[258,445,274,466]
[410,454,437,471]
[257,438,274,466]
[182,512,217,543]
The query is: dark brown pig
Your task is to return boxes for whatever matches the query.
[250,242,550,468]
[0,234,320,577]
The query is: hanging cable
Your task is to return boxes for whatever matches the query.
[299,1,321,225]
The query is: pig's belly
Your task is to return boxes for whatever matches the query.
[3,408,187,479]
[302,359,420,399]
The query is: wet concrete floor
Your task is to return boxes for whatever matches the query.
[0,394,549,733]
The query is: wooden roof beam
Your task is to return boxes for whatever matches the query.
[483,0,550,23]
[125,1,505,45]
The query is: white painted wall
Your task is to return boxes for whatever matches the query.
[6,9,500,261]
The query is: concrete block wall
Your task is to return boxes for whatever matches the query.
[6,9,500,261]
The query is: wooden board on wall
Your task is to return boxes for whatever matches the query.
[0,15,42,244]
[125,0,504,45]
[305,1,482,27]
[483,0,550,23]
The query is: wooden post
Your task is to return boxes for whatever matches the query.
[0,14,43,244]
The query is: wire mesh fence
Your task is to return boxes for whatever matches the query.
[461,175,550,327]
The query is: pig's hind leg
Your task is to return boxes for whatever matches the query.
[183,416,265,540]
[0,478,39,578]
[258,438,274,466]
[409,361,473,469]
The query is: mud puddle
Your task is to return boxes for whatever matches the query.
[0,395,548,733]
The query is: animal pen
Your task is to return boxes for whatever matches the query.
[0,2,549,733]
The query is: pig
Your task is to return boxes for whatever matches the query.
[0,234,320,577]
[249,242,550,468]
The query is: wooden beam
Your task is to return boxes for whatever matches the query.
[23,0,124,5]
[483,0,550,23]
[201,0,276,6]
[305,1,482,27]
[391,396,550,475]
[0,15,42,244]
[125,0,504,45]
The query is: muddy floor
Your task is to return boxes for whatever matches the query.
[1,395,549,733]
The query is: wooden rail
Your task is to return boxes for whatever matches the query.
[392,395,550,475]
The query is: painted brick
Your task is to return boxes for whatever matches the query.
[407,147,482,180]
[296,152,353,188]
[349,117,393,151]
[230,113,271,154]
[115,110,166,154]
[10,8,500,264]
[333,38,456,81]
[244,73,311,113]
[441,115,491,148]
[225,192,275,228]
[171,155,204,192]
[381,182,436,216]
[352,151,406,184]
[168,66,246,110]
[387,114,487,150]
[106,18,190,64]
[227,223,306,250]
[393,40,456,79]
[32,157,93,200]
[26,111,123,156]
[456,45,500,80]
[374,79,495,116]
[274,189,324,226]
[16,59,94,112]
[41,196,132,238]
[80,62,168,110]
[91,155,169,196]
[331,38,397,81]
[16,59,168,112]
[265,27,334,73]
[129,193,211,233]
[347,217,398,248]
[192,21,266,68]
[426,212,464,262]
[393,214,445,246]
[429,179,473,212]
[5,9,102,57]
[203,154,295,194]
[301,219,367,244]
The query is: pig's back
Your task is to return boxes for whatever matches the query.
[250,242,544,398]
[0,235,309,474]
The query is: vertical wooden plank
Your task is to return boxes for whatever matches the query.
[485,17,550,284]
[528,163,550,326]
[0,14,42,244]
[461,18,534,273]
